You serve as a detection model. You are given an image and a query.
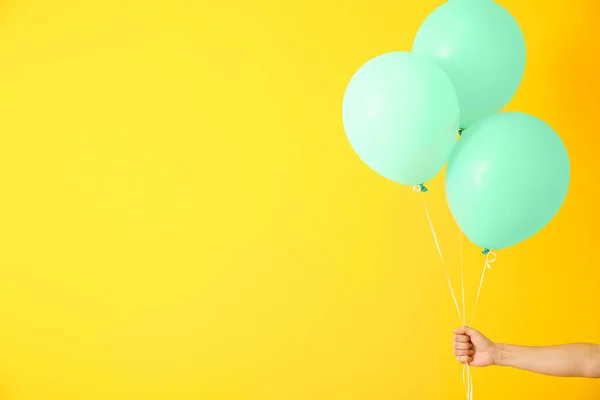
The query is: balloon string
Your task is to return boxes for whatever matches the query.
[468,365,473,400]
[423,202,462,324]
[462,362,468,396]
[460,232,466,328]
[460,231,471,400]
[470,251,495,326]
[423,200,483,399]
[458,236,495,399]
[467,250,496,399]
[467,363,472,400]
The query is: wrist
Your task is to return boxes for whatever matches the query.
[492,343,506,366]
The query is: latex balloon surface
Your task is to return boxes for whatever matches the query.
[446,112,570,250]
[413,0,526,128]
[342,52,459,186]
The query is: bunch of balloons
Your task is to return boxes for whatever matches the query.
[342,0,570,252]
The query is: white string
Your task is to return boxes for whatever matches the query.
[466,250,496,399]
[470,252,496,326]
[467,362,472,400]
[421,197,485,399]
[462,362,468,395]
[459,232,470,400]
[456,234,496,399]
[460,233,466,327]
[423,202,462,324]
[468,365,473,400]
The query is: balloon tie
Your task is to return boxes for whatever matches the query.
[412,183,428,193]
[458,128,466,136]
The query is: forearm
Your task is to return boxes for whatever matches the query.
[493,343,600,378]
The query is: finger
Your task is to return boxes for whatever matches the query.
[453,326,467,334]
[453,326,479,337]
[453,342,472,350]
[453,349,474,356]
[456,355,472,364]
[454,334,470,343]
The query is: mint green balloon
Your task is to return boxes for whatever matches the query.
[446,112,570,251]
[342,52,459,186]
[412,1,526,128]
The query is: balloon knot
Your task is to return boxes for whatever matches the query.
[482,248,490,255]
[458,128,465,136]
[412,184,428,193]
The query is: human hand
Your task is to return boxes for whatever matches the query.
[453,326,496,367]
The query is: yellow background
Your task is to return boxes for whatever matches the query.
[0,0,598,398]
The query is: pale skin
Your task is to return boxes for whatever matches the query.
[453,326,600,378]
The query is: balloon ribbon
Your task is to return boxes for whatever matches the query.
[421,200,495,399]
